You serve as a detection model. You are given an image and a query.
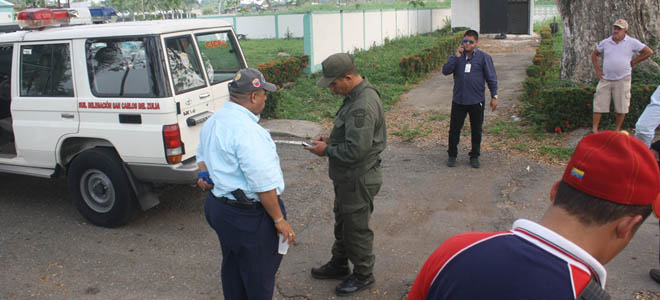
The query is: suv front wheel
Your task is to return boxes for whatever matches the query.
[67,148,136,227]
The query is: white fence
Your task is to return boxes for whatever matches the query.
[532,5,559,22]
[203,5,560,72]
[201,13,304,39]
[304,8,451,72]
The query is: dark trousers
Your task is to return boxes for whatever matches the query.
[448,101,484,158]
[204,193,286,300]
[331,166,382,276]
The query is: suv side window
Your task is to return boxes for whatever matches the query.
[20,44,73,97]
[165,35,207,94]
[195,31,244,85]
[86,37,166,98]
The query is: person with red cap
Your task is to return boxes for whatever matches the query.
[408,131,660,300]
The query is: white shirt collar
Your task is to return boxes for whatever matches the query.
[512,219,607,288]
[608,35,629,44]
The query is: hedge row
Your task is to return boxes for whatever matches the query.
[397,31,464,78]
[522,27,558,102]
[257,55,309,118]
[521,27,655,132]
[525,85,657,133]
[257,55,309,87]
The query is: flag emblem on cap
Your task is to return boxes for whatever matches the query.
[252,78,261,88]
[570,167,584,179]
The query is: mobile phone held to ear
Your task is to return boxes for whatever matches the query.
[302,141,313,147]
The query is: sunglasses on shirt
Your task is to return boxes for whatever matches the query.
[462,39,475,45]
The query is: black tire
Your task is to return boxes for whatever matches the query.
[67,148,136,227]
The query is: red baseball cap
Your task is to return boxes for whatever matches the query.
[562,131,660,217]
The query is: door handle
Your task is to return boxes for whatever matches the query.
[61,113,74,119]
[199,93,210,99]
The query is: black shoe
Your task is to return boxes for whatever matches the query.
[447,157,457,167]
[311,261,350,280]
[650,269,660,284]
[335,273,375,296]
[470,157,480,168]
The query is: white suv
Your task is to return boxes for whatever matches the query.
[0,17,247,227]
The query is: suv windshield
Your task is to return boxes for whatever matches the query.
[86,37,168,98]
[195,31,244,85]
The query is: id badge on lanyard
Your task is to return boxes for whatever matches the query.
[464,63,471,73]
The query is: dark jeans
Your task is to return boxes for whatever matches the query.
[204,193,286,300]
[448,101,484,158]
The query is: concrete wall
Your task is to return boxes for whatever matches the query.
[532,5,559,23]
[0,7,12,24]
[201,13,304,39]
[278,14,304,38]
[304,8,451,72]
[236,15,276,39]
[0,12,11,24]
[451,0,479,32]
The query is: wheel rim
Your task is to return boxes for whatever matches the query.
[79,169,116,213]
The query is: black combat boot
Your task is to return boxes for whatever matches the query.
[335,273,375,296]
[311,260,350,280]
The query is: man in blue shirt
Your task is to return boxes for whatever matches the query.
[196,68,295,300]
[409,131,660,300]
[442,30,498,168]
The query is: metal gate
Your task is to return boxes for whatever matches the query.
[479,0,508,34]
[508,0,529,34]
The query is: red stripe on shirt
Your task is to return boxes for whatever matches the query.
[407,231,512,300]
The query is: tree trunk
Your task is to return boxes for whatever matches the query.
[557,0,660,83]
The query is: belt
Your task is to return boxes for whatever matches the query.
[212,193,262,210]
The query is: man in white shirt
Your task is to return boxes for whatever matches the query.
[591,19,653,133]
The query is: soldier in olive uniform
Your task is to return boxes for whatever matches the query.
[305,53,386,296]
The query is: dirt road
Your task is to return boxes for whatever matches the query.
[2,37,659,300]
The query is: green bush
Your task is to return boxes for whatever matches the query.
[257,55,309,118]
[522,85,656,132]
[397,32,464,78]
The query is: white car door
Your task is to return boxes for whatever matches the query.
[11,41,79,168]
[161,33,213,161]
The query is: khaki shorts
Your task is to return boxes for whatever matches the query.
[593,75,632,114]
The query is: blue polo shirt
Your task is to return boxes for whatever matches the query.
[196,101,285,201]
[408,219,606,300]
[442,48,498,105]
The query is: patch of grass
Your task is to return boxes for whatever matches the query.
[274,30,456,120]
[275,74,338,120]
[539,146,574,161]
[511,143,528,151]
[240,39,304,67]
[428,114,448,122]
[390,124,430,142]
[484,120,526,139]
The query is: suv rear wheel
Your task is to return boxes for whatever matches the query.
[67,148,136,227]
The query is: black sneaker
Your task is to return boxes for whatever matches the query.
[311,261,350,280]
[447,157,457,167]
[650,269,660,284]
[470,157,480,168]
[335,273,375,296]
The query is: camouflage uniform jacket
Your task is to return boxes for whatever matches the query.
[167,48,206,92]
[326,78,386,182]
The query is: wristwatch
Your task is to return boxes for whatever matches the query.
[493,95,498,99]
